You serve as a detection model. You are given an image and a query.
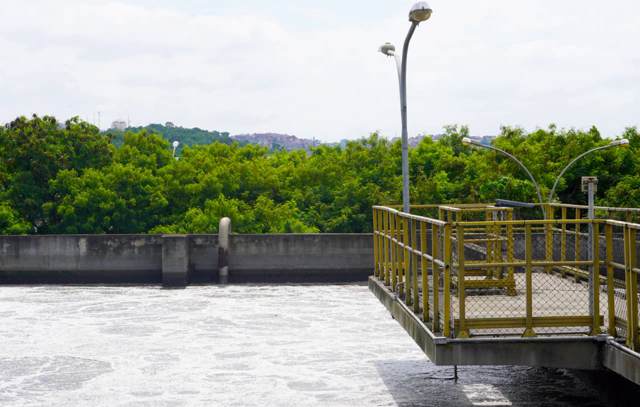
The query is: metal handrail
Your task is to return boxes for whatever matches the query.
[371,204,640,351]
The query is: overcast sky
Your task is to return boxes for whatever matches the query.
[1,0,638,141]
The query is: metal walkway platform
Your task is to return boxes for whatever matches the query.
[370,204,640,385]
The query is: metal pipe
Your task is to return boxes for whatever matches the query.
[218,217,231,284]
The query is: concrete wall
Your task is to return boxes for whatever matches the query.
[228,234,373,283]
[0,234,372,285]
[0,235,164,284]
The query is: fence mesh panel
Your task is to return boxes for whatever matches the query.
[372,205,640,348]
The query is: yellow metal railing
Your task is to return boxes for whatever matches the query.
[372,204,640,351]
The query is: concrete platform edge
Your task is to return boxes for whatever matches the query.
[367,276,640,377]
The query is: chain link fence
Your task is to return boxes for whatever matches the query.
[373,204,640,351]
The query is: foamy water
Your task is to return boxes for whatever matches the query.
[0,284,626,406]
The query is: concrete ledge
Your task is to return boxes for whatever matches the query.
[369,276,604,370]
[162,235,190,287]
[0,234,371,284]
[603,340,640,385]
[228,234,372,283]
[0,235,163,284]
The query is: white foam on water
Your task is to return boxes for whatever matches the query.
[0,285,426,406]
[0,284,613,406]
[462,383,512,406]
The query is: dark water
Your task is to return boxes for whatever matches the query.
[0,284,638,406]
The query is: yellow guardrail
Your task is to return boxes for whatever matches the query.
[372,204,640,351]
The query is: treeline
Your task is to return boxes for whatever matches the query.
[108,123,233,151]
[0,115,638,235]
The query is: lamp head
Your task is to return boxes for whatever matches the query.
[409,2,433,23]
[462,137,473,146]
[172,141,180,148]
[378,42,396,56]
[612,139,630,147]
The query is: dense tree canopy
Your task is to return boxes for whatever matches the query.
[0,115,638,234]
[108,123,232,152]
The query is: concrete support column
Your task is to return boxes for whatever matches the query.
[162,235,190,287]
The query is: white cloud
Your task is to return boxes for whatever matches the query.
[0,0,638,141]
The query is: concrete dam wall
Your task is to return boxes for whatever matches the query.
[0,234,373,285]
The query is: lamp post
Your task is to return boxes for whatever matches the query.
[379,2,433,214]
[172,140,180,159]
[463,137,546,217]
[547,139,629,203]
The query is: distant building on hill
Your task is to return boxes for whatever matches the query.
[110,120,127,131]
[231,133,316,151]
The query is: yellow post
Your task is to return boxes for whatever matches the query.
[457,224,469,338]
[491,210,498,279]
[626,227,639,350]
[373,208,379,278]
[506,211,516,296]
[591,222,601,335]
[575,208,582,258]
[561,207,567,276]
[391,212,397,291]
[545,205,554,274]
[431,223,440,330]
[412,219,419,312]
[485,209,493,279]
[443,224,452,338]
[455,210,462,221]
[403,216,410,303]
[397,212,404,296]
[380,208,385,279]
[420,221,429,321]
[382,211,390,285]
[575,209,582,282]
[606,224,617,336]
[523,224,536,337]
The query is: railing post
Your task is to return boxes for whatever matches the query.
[420,221,429,321]
[626,227,639,350]
[561,207,567,278]
[523,224,536,337]
[391,212,398,291]
[575,209,582,282]
[506,211,516,296]
[403,216,410,303]
[606,223,617,337]
[382,211,389,285]
[457,224,469,338]
[411,218,419,312]
[545,205,554,274]
[431,223,440,330]
[378,209,384,280]
[443,224,452,338]
[485,209,493,278]
[591,222,601,335]
[373,208,379,278]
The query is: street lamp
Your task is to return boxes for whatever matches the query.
[172,140,180,159]
[379,1,433,214]
[462,137,546,217]
[548,139,629,203]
